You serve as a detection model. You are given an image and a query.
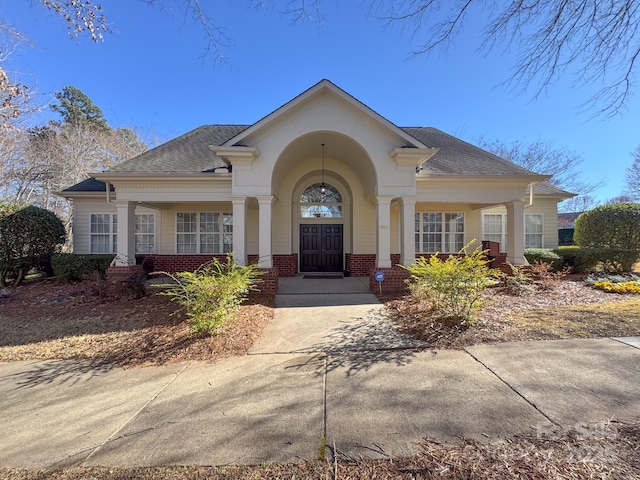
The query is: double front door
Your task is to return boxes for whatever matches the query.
[300,224,343,272]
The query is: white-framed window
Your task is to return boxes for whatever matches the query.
[90,213,117,253]
[525,213,544,248]
[482,213,545,250]
[415,212,465,253]
[482,213,507,252]
[176,212,232,254]
[135,213,156,253]
[90,213,155,254]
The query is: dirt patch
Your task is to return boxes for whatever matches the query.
[386,278,640,349]
[0,278,274,367]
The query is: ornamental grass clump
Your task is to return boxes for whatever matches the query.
[402,242,500,328]
[159,256,263,337]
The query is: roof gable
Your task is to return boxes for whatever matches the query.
[223,79,429,149]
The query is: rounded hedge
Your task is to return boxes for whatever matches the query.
[574,203,640,251]
[0,205,66,286]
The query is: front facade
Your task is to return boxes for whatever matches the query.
[61,80,572,290]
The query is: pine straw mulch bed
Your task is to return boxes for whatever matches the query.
[2,420,639,479]
[0,278,274,367]
[385,276,640,349]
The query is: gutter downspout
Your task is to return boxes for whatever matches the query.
[105,182,115,206]
[104,182,118,266]
[525,182,535,208]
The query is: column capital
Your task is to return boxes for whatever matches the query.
[256,195,276,205]
[230,196,248,205]
[375,196,394,206]
[398,196,417,206]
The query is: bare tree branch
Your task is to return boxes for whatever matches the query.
[377,0,640,116]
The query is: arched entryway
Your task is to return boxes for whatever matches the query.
[298,182,344,272]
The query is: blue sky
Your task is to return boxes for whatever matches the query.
[2,1,638,203]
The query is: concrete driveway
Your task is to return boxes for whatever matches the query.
[1,277,639,468]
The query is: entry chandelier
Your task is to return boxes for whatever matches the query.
[320,143,327,195]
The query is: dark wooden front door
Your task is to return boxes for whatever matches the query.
[300,224,343,272]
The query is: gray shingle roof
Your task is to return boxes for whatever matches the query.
[108,125,249,173]
[528,182,574,196]
[63,124,560,194]
[61,177,112,193]
[403,127,538,176]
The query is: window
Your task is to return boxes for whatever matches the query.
[482,214,507,252]
[90,213,117,253]
[482,213,544,250]
[300,183,342,218]
[135,213,155,253]
[176,212,232,254]
[90,213,155,254]
[415,212,465,253]
[525,214,544,248]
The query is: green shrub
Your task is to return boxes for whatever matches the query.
[554,246,640,273]
[402,243,499,327]
[524,248,561,269]
[554,246,600,273]
[159,256,263,337]
[0,205,66,287]
[52,253,114,281]
[574,203,640,251]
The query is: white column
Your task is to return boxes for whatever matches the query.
[506,200,526,265]
[231,196,248,266]
[376,196,393,268]
[399,196,416,266]
[257,196,275,269]
[115,200,136,266]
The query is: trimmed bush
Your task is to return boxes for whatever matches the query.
[574,203,640,251]
[524,248,561,269]
[52,253,114,281]
[554,246,599,273]
[402,243,500,327]
[554,246,640,273]
[159,256,263,337]
[0,206,66,287]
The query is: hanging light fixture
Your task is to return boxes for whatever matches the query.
[320,143,327,195]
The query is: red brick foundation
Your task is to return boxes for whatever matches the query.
[106,264,144,283]
[345,254,377,277]
[144,254,229,274]
[369,266,410,294]
[133,255,279,295]
[248,254,298,277]
[255,267,279,295]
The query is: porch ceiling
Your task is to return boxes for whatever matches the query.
[272,131,376,198]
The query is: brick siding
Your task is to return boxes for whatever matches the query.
[106,265,144,283]
[143,254,229,274]
[345,254,377,277]
[248,254,298,277]
[369,267,410,294]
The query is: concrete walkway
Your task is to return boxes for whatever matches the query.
[1,277,639,468]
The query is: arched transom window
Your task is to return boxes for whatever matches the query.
[300,183,343,218]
